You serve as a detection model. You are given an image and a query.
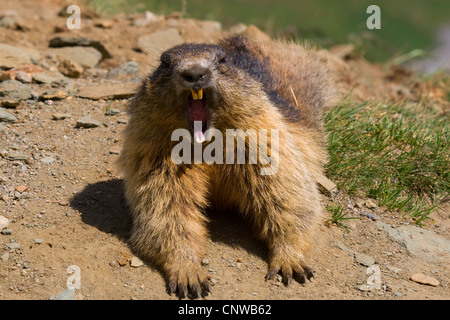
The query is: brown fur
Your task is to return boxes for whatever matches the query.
[117,35,339,298]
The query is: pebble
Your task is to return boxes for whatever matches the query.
[201,258,210,266]
[365,199,377,209]
[15,185,28,193]
[137,29,183,55]
[0,215,10,230]
[0,80,32,106]
[6,152,29,161]
[34,239,43,244]
[106,61,139,79]
[0,108,18,123]
[57,58,84,78]
[40,157,56,164]
[0,43,41,69]
[1,252,9,261]
[14,70,32,83]
[410,273,440,287]
[32,70,66,84]
[52,112,71,120]
[1,229,12,235]
[130,256,144,268]
[5,242,20,250]
[360,210,378,221]
[75,116,100,128]
[354,253,375,267]
[40,90,68,100]
[108,148,120,155]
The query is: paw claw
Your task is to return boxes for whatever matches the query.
[167,267,212,298]
[267,260,314,286]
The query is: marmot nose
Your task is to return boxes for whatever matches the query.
[180,65,209,84]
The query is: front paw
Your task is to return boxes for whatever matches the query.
[167,263,212,299]
[266,254,314,286]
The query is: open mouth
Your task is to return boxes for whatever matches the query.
[188,88,209,144]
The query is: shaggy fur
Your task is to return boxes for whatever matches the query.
[117,35,339,298]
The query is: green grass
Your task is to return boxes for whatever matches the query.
[326,202,359,230]
[324,100,449,224]
[83,0,450,62]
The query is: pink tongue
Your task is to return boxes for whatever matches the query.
[189,100,207,143]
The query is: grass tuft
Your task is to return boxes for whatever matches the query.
[326,202,359,230]
[324,99,449,224]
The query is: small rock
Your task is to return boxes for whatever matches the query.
[357,284,371,292]
[40,90,68,100]
[50,288,76,300]
[0,215,10,230]
[0,43,41,69]
[137,29,183,54]
[52,112,71,120]
[40,157,55,164]
[75,116,100,128]
[6,152,29,161]
[410,273,440,286]
[201,258,210,266]
[5,242,20,250]
[14,71,32,83]
[0,108,18,123]
[58,58,84,78]
[15,185,28,193]
[130,256,144,268]
[1,252,9,261]
[0,64,42,81]
[360,210,378,221]
[117,118,128,124]
[354,253,375,267]
[34,239,43,244]
[365,199,377,209]
[1,229,12,235]
[0,80,32,106]
[106,61,139,79]
[376,221,450,264]
[32,70,66,84]
[109,148,120,155]
[105,108,120,116]
[317,175,337,196]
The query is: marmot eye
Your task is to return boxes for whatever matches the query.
[218,56,226,64]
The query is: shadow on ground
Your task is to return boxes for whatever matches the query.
[70,179,267,264]
[70,178,131,241]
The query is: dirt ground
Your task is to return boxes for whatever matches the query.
[0,0,448,300]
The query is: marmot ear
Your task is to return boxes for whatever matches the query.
[217,49,226,64]
[160,52,172,68]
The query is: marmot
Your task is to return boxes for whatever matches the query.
[117,35,338,298]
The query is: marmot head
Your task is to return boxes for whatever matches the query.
[147,39,266,144]
[153,43,230,143]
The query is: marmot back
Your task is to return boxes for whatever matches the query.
[118,35,338,298]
